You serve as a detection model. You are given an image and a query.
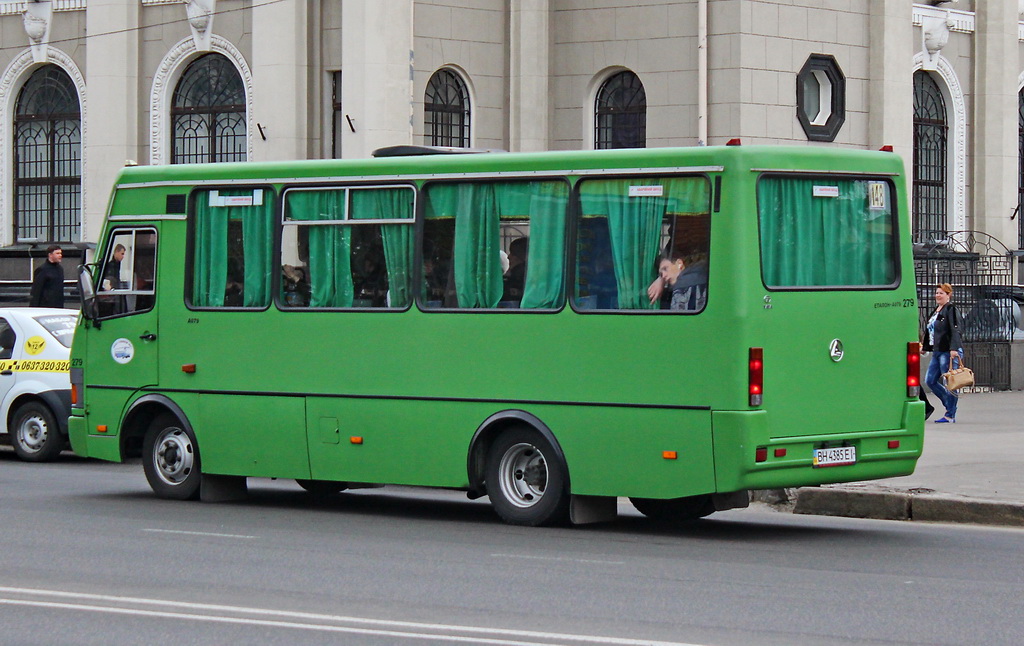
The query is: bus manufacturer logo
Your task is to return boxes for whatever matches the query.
[829,339,844,362]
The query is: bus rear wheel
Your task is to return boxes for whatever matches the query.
[485,427,569,526]
[143,415,201,500]
[629,495,715,522]
[10,401,63,462]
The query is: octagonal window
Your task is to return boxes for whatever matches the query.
[796,54,845,142]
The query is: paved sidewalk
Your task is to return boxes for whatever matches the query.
[790,389,1024,527]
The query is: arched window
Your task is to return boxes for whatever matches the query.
[595,71,646,150]
[425,69,471,147]
[172,53,246,164]
[14,65,81,243]
[913,71,947,241]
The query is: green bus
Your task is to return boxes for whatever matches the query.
[69,144,924,526]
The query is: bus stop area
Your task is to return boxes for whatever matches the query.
[777,389,1024,528]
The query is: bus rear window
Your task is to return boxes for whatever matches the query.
[757,176,897,288]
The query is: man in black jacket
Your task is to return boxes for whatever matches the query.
[29,245,65,308]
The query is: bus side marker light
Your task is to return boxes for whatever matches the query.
[182,364,197,374]
[888,440,900,449]
[774,448,787,458]
[350,436,363,445]
[755,447,768,463]
[96,425,108,433]
[662,451,678,460]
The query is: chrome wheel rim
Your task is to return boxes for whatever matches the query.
[15,414,48,454]
[153,428,194,486]
[497,442,548,508]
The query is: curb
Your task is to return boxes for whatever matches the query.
[788,487,1024,528]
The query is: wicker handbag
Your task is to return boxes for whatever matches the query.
[943,361,974,391]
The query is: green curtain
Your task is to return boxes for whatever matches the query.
[286,190,352,307]
[579,177,709,310]
[242,195,273,307]
[193,194,228,307]
[351,188,414,308]
[426,184,503,308]
[758,178,895,287]
[518,183,568,309]
[193,189,273,307]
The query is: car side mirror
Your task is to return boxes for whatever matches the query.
[77,264,98,323]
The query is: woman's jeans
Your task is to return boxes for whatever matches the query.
[925,350,962,419]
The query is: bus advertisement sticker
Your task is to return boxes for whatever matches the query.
[111,338,135,364]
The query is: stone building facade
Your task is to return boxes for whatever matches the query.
[0,0,1022,294]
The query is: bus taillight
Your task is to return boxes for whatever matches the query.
[749,347,763,406]
[70,367,84,408]
[907,342,921,398]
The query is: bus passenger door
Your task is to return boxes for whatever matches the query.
[84,227,160,390]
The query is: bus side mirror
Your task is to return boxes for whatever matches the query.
[77,264,98,323]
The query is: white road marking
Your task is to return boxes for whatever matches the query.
[492,553,626,566]
[0,586,703,646]
[141,528,257,539]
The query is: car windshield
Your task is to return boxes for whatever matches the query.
[34,315,77,348]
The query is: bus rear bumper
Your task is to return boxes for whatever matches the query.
[712,401,925,492]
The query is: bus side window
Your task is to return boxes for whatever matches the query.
[97,228,158,319]
[280,186,414,309]
[573,176,711,313]
[191,188,274,309]
[420,179,568,310]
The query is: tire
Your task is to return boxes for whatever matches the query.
[142,415,201,500]
[10,401,64,462]
[629,495,715,522]
[295,479,347,496]
[485,426,570,526]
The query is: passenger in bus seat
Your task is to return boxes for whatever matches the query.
[503,237,528,303]
[647,252,708,312]
[922,283,963,423]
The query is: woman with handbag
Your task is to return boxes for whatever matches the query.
[922,283,963,423]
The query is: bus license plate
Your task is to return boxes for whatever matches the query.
[812,446,856,468]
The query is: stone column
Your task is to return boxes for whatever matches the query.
[509,0,550,152]
[340,0,415,159]
[972,0,1018,249]
[251,0,309,161]
[867,0,913,175]
[84,0,139,243]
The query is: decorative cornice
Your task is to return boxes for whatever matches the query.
[0,1,85,15]
[913,52,967,235]
[912,4,975,34]
[150,35,253,165]
[0,48,88,246]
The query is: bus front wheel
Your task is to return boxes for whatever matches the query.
[629,495,715,522]
[485,427,569,526]
[143,415,201,500]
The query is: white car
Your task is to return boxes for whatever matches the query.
[0,308,77,461]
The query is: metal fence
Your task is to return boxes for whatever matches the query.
[914,231,1020,390]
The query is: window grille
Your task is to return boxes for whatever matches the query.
[912,72,947,243]
[595,71,646,150]
[13,65,81,243]
[172,54,246,164]
[425,69,470,148]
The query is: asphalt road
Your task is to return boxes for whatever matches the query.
[1,450,1022,646]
